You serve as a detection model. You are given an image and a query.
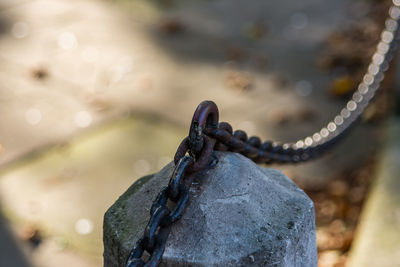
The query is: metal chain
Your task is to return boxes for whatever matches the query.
[126,156,194,267]
[126,1,400,266]
[126,104,217,267]
[205,1,400,164]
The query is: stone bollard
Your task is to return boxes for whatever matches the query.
[103,152,317,266]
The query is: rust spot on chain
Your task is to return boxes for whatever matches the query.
[188,101,219,158]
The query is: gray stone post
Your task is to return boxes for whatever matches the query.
[103,152,317,266]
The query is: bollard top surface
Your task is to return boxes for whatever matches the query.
[104,152,317,267]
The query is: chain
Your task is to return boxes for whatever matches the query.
[205,2,400,164]
[126,1,400,266]
[126,103,217,267]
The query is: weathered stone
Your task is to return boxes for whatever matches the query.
[103,152,317,266]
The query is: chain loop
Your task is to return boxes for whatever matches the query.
[126,126,216,266]
[167,156,193,200]
[127,1,400,265]
[143,206,170,252]
[174,135,216,172]
[163,184,189,225]
[150,187,168,215]
[145,227,170,267]
[188,101,219,158]
[126,239,145,267]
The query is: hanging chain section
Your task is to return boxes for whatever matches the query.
[205,0,400,164]
[126,1,400,266]
[126,102,218,267]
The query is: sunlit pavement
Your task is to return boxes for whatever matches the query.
[347,118,400,267]
[0,0,394,266]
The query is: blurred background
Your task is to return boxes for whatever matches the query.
[0,0,399,266]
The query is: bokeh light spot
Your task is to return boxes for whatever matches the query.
[58,32,77,50]
[75,218,93,235]
[25,108,42,125]
[74,111,92,128]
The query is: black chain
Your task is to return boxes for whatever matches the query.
[126,1,400,266]
[126,105,217,267]
[126,156,193,267]
[205,2,400,164]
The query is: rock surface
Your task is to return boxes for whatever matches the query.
[104,152,317,266]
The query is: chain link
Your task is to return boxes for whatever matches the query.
[126,102,217,266]
[126,1,400,265]
[205,1,400,164]
[126,156,193,267]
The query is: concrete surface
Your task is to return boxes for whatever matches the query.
[347,118,400,267]
[104,152,317,267]
[0,115,186,266]
[0,0,382,186]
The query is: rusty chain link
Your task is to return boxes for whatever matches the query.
[126,103,218,267]
[126,1,400,266]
